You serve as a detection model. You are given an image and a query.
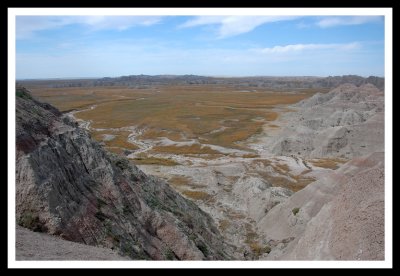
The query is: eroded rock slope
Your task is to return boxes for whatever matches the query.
[258,152,384,260]
[15,87,232,260]
[254,83,385,260]
[269,84,384,158]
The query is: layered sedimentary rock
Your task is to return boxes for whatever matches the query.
[16,87,232,260]
[254,83,385,260]
[269,84,384,158]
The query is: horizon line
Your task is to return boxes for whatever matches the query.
[16,74,385,81]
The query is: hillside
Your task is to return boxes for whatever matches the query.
[258,152,384,260]
[15,87,232,260]
[267,83,384,158]
[251,83,385,260]
[16,225,129,260]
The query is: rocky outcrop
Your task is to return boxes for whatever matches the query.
[257,152,384,260]
[15,87,232,260]
[269,84,384,159]
[249,83,385,260]
[232,176,293,221]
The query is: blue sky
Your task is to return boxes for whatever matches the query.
[15,15,384,79]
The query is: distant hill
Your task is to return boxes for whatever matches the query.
[18,74,384,90]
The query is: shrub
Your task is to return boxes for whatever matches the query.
[94,211,107,221]
[164,248,175,260]
[115,158,130,170]
[292,207,300,216]
[16,88,32,100]
[18,212,45,232]
[263,245,271,254]
[249,243,271,258]
[219,219,230,232]
[196,242,209,257]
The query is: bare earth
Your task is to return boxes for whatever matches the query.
[16,225,129,260]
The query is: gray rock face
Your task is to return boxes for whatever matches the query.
[269,84,384,159]
[257,152,384,260]
[250,83,385,260]
[15,87,232,260]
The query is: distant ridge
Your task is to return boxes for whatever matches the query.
[18,74,384,90]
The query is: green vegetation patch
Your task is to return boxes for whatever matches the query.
[18,212,46,232]
[132,156,180,166]
[249,242,272,258]
[182,190,212,201]
[16,88,33,100]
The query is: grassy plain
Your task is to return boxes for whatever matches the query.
[29,85,322,155]
[131,156,180,166]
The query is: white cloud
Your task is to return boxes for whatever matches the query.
[78,16,162,30]
[179,16,227,28]
[180,16,299,38]
[16,16,162,39]
[257,42,361,54]
[16,17,70,39]
[316,16,382,28]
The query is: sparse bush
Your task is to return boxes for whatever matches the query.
[18,212,45,232]
[219,219,230,232]
[95,211,107,221]
[122,205,131,215]
[164,248,175,260]
[249,243,271,258]
[263,245,271,254]
[196,241,209,257]
[146,195,161,209]
[115,158,130,170]
[97,198,107,208]
[292,207,300,216]
[16,88,32,100]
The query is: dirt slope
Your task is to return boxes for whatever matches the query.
[16,225,129,260]
[258,152,384,260]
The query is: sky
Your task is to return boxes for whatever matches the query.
[15,15,385,79]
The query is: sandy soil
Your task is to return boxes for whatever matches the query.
[16,225,129,260]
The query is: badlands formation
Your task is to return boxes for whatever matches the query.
[15,83,384,260]
[137,83,385,260]
[16,87,232,260]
